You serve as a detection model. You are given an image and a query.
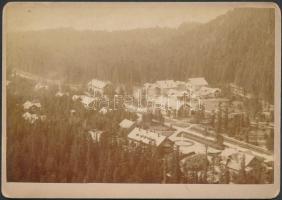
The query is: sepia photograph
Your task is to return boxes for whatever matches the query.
[2,2,281,198]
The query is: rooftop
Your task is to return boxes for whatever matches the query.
[80,95,96,106]
[88,79,111,89]
[195,86,221,97]
[99,107,111,114]
[128,127,167,146]
[34,82,49,90]
[188,77,208,86]
[221,148,257,170]
[55,91,69,97]
[167,89,188,97]
[119,119,135,129]
[22,112,46,124]
[88,129,104,141]
[23,101,41,110]
[152,96,184,110]
[144,80,186,90]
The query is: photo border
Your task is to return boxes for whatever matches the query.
[1,1,281,199]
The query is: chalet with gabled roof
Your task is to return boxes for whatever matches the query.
[127,127,173,150]
[187,77,208,91]
[87,79,112,97]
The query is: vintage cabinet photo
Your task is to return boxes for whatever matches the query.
[2,2,280,199]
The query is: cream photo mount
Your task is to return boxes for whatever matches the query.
[1,2,281,199]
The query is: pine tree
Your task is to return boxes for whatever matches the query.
[210,112,215,127]
[217,107,222,133]
[170,147,181,183]
[266,129,274,151]
[224,107,229,130]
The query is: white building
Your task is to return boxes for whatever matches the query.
[22,112,39,124]
[195,87,221,99]
[99,107,112,115]
[187,77,208,92]
[88,129,104,142]
[156,80,178,95]
[34,82,49,91]
[152,95,184,114]
[73,95,97,110]
[143,80,187,98]
[22,112,46,124]
[87,79,112,97]
[119,119,136,130]
[143,83,161,97]
[80,96,96,110]
[128,127,171,148]
[23,101,41,111]
[55,91,69,97]
[220,148,259,175]
[167,89,188,98]
[72,95,80,101]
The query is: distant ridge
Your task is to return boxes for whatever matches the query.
[6,8,275,102]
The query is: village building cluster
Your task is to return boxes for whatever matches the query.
[22,100,46,124]
[130,77,223,119]
[13,71,274,184]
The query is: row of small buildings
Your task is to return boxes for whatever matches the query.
[131,78,221,117]
[26,77,221,116]
[141,78,221,98]
[86,77,221,99]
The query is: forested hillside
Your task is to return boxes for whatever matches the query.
[6,8,275,102]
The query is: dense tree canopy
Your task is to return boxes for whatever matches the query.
[7,8,275,102]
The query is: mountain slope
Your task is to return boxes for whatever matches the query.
[6,8,275,102]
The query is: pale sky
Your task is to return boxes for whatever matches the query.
[4,2,234,32]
